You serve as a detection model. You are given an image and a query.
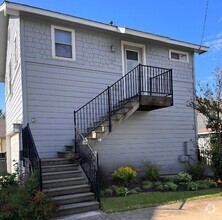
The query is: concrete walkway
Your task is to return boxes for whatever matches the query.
[76,197,222,220]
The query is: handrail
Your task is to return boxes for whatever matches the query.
[74,64,173,139]
[73,64,173,203]
[22,124,43,191]
[74,125,100,202]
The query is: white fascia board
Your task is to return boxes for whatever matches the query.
[4,2,208,54]
[5,2,121,33]
[123,28,208,54]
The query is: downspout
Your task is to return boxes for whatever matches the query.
[192,53,198,160]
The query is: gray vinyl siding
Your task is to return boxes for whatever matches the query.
[5,16,23,134]
[22,15,196,175]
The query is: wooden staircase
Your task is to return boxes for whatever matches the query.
[41,151,99,218]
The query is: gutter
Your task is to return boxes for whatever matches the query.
[3,1,208,54]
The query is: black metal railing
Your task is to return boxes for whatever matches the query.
[74,64,173,140]
[22,124,43,191]
[75,127,100,202]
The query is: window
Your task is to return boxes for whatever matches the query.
[51,25,76,61]
[169,50,189,63]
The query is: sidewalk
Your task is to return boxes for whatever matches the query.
[79,196,222,220]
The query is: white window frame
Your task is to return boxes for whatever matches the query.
[51,25,76,61]
[169,49,189,63]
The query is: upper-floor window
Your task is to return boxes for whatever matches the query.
[51,25,76,61]
[169,49,189,63]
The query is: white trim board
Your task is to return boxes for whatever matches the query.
[1,2,208,54]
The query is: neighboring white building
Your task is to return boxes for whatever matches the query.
[0,2,208,178]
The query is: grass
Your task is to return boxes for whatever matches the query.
[101,188,222,213]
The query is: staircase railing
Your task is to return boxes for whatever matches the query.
[74,126,100,202]
[74,64,173,143]
[22,124,43,191]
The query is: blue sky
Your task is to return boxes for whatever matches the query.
[0,0,222,111]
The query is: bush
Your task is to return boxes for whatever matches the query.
[164,182,178,191]
[112,166,137,186]
[186,163,206,180]
[129,187,141,195]
[142,181,153,190]
[175,172,192,185]
[144,162,159,181]
[186,181,199,191]
[0,172,56,220]
[0,172,17,189]
[195,179,217,189]
[154,181,164,191]
[211,143,222,179]
[103,185,118,197]
[115,187,128,197]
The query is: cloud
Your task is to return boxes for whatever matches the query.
[205,38,222,51]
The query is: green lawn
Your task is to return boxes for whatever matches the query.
[101,189,222,213]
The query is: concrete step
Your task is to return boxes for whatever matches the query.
[56,201,99,217]
[44,184,90,197]
[52,192,95,205]
[42,170,82,181]
[43,177,86,189]
[41,164,79,173]
[65,145,74,151]
[41,158,73,166]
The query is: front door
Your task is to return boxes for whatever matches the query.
[124,46,142,74]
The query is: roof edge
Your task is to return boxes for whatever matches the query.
[4,1,208,54]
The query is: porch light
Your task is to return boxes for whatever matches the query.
[110,44,116,52]
[13,123,22,133]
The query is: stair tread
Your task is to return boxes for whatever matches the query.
[58,201,99,210]
[43,177,85,184]
[42,164,78,168]
[42,158,71,161]
[43,184,89,192]
[52,192,94,201]
[42,170,81,176]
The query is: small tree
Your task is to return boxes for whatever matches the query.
[188,66,222,178]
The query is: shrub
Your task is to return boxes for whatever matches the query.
[103,185,118,197]
[202,178,217,188]
[142,181,153,190]
[186,163,206,180]
[129,187,141,195]
[211,143,222,179]
[112,166,137,186]
[144,162,159,181]
[164,182,178,191]
[0,172,56,220]
[115,187,128,197]
[186,181,199,191]
[163,176,174,182]
[0,172,17,189]
[175,172,192,185]
[154,181,164,191]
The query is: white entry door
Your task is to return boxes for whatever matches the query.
[124,47,142,74]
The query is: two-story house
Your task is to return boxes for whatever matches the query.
[0,1,208,217]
